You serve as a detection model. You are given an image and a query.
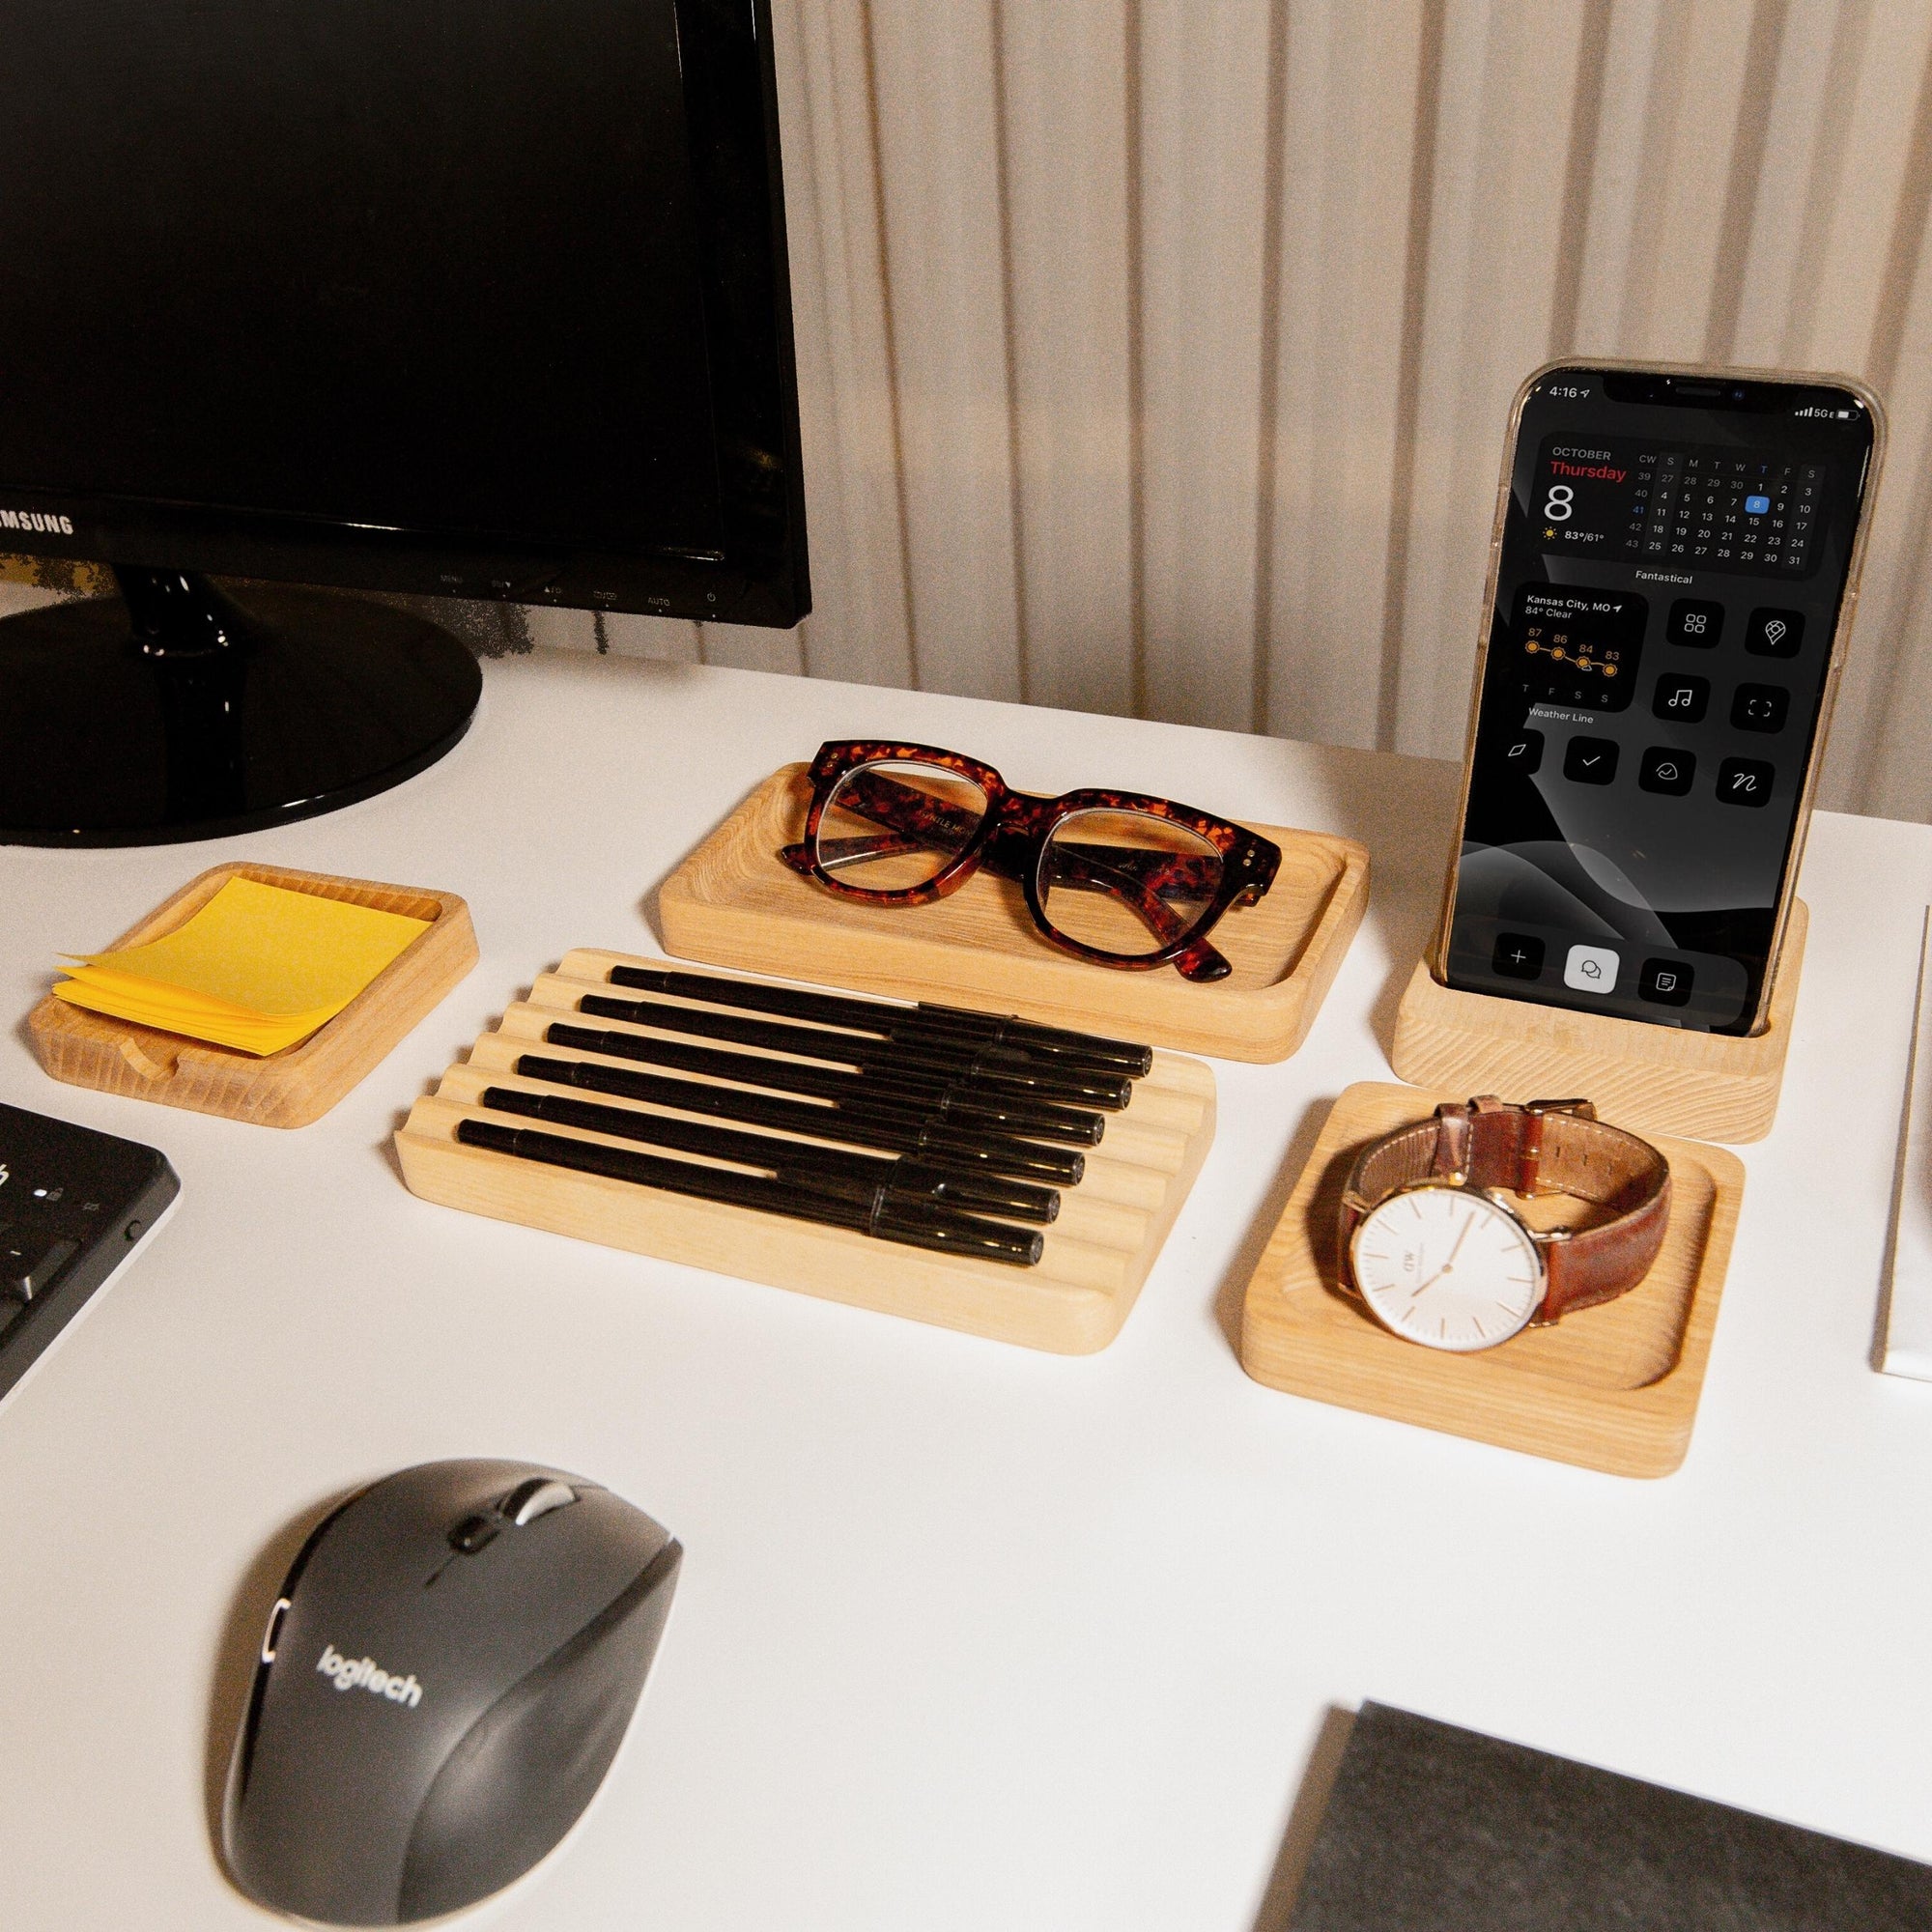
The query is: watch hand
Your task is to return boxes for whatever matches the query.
[1409,1215,1477,1300]
[1437,1216,1475,1276]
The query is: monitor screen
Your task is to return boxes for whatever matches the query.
[0,0,806,623]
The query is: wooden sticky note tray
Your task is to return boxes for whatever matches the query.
[1238,1081,1745,1477]
[27,862,477,1128]
[657,765,1369,1063]
[395,951,1217,1353]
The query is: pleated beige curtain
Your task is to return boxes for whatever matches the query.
[577,0,1929,825]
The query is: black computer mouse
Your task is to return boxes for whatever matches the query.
[221,1459,681,1924]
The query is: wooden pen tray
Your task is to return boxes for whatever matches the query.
[396,952,1217,1353]
[28,862,477,1128]
[658,765,1369,1064]
[1238,1081,1745,1476]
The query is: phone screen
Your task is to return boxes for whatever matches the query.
[1440,367,1876,1035]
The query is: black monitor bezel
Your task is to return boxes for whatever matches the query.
[0,0,810,629]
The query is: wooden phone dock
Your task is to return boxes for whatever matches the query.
[1389,902,1804,1146]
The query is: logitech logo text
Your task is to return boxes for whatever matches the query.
[317,1642,423,1708]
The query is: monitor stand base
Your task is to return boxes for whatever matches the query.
[0,571,483,846]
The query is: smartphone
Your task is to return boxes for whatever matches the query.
[1434,362,1882,1036]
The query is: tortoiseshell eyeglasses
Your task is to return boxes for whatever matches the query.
[780,740,1282,982]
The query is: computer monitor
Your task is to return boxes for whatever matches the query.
[0,0,808,846]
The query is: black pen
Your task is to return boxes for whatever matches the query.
[574,992,1134,1109]
[542,1022,1106,1147]
[478,1085,1060,1223]
[455,1119,1045,1267]
[514,1053,1087,1185]
[605,964,1153,1077]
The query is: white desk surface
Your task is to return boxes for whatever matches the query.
[3,649,1930,1930]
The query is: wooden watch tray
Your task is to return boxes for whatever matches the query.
[1238,1081,1745,1477]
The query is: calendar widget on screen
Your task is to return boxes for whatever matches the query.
[1533,436,1823,578]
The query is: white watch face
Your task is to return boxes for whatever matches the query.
[1350,1185,1545,1352]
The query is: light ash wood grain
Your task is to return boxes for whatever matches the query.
[1391,901,1805,1146]
[1239,1080,1746,1478]
[397,952,1217,1353]
[26,863,477,1129]
[657,765,1368,1063]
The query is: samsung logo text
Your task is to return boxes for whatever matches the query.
[0,508,73,534]
[317,1642,424,1708]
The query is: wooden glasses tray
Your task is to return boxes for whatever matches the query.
[658,765,1369,1064]
[1238,1081,1745,1476]
[396,952,1217,1353]
[27,862,477,1128]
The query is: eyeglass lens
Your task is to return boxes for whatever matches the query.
[1037,809,1224,957]
[814,760,990,893]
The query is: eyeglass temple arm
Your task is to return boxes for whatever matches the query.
[1030,837,1240,980]
[843,770,984,841]
[1037,847,1200,944]
[1034,845,1235,978]
[1045,841,1227,901]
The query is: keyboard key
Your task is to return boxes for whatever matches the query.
[2,1238,76,1302]
[0,1103,179,1411]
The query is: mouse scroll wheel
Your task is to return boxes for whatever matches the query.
[502,1477,577,1526]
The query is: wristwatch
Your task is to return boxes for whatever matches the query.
[1338,1096,1671,1353]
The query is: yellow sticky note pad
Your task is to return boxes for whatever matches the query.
[53,878,430,1055]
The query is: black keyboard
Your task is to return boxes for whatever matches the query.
[0,1101,179,1406]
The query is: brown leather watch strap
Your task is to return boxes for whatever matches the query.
[1340,1096,1671,1322]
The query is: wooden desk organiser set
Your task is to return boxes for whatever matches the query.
[397,950,1218,1355]
[20,771,1781,1462]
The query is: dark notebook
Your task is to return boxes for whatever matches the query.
[1288,1703,1932,1931]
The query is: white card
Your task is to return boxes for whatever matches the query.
[1882,907,1932,1379]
